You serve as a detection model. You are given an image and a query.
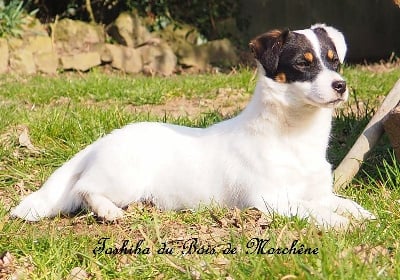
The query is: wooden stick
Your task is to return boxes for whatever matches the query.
[86,0,95,23]
[383,104,400,160]
[333,78,400,191]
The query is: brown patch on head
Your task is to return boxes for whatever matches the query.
[327,49,334,60]
[267,29,283,38]
[304,52,314,62]
[249,29,290,78]
[249,30,284,55]
[275,72,286,83]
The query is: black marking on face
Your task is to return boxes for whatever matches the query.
[312,27,341,71]
[274,32,322,83]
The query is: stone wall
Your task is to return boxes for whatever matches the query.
[0,13,238,75]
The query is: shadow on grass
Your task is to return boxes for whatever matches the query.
[329,103,395,186]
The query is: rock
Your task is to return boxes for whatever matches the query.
[100,49,113,63]
[157,23,205,47]
[0,39,9,73]
[105,44,142,73]
[137,42,177,76]
[7,35,58,74]
[7,38,24,51]
[177,39,238,70]
[107,12,152,47]
[25,36,53,54]
[21,15,49,37]
[89,43,112,63]
[60,52,101,71]
[53,19,105,55]
[177,41,209,70]
[157,23,205,71]
[206,39,238,66]
[9,49,36,74]
[156,22,206,71]
[25,36,58,73]
[34,52,58,74]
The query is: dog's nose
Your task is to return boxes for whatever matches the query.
[332,80,347,95]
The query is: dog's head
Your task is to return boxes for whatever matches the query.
[249,24,348,108]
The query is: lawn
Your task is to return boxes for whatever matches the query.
[1,65,400,279]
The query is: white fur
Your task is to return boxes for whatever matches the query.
[11,25,374,228]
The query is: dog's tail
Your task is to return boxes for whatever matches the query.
[10,145,92,221]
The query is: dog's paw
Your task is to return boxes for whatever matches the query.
[312,212,350,229]
[333,197,376,221]
[353,207,376,220]
[95,205,124,221]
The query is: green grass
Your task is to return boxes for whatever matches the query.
[0,69,254,106]
[1,66,400,279]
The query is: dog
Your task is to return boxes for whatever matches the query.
[11,24,375,228]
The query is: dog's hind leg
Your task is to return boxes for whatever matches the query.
[81,192,124,221]
[72,163,128,221]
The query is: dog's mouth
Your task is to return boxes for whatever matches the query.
[325,98,345,105]
[307,97,345,108]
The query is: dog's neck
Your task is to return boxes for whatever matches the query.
[235,74,334,157]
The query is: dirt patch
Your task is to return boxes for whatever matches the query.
[53,87,251,118]
[126,87,250,118]
[9,203,307,246]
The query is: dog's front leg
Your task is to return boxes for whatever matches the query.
[325,195,376,220]
[254,196,351,228]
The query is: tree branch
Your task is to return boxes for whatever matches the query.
[333,78,400,191]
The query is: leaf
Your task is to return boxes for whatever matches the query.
[0,251,14,267]
[66,267,89,280]
[0,251,16,277]
[340,244,392,264]
[18,125,39,153]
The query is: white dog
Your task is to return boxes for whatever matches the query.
[11,24,375,227]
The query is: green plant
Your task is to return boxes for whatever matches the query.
[0,0,25,37]
[26,0,243,41]
[126,0,242,40]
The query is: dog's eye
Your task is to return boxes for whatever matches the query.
[331,58,340,70]
[295,60,311,69]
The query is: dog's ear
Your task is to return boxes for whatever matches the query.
[311,24,347,63]
[249,29,289,77]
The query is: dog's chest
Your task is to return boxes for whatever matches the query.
[228,133,327,182]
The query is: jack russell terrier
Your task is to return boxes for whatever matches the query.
[11,24,375,228]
